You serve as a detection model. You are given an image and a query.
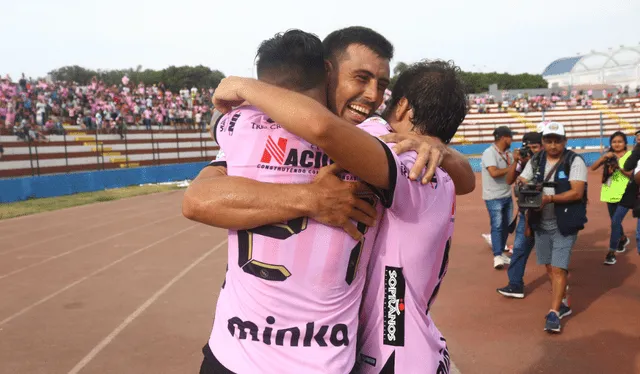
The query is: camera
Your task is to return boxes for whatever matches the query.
[602,157,618,183]
[515,181,556,209]
[518,145,534,159]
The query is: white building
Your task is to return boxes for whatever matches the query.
[542,46,640,90]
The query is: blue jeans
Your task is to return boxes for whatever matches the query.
[607,203,629,250]
[508,211,535,288]
[485,197,513,256]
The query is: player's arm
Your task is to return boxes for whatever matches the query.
[381,132,475,195]
[183,165,314,229]
[213,77,391,189]
[182,164,376,239]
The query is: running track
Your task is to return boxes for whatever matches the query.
[1,171,638,373]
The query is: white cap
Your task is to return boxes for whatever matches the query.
[542,121,565,137]
[536,121,547,133]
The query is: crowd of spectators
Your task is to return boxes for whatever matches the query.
[469,86,640,114]
[0,74,215,143]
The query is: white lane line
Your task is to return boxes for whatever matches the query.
[451,360,462,374]
[0,205,173,255]
[67,239,227,374]
[0,214,182,280]
[0,225,198,327]
[0,205,142,240]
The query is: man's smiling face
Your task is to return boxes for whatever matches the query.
[327,44,391,125]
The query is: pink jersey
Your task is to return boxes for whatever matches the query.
[208,106,386,374]
[356,117,456,373]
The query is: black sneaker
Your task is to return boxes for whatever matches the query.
[497,284,524,299]
[558,303,572,319]
[617,236,630,253]
[604,252,617,265]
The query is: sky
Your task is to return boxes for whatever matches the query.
[3,0,639,81]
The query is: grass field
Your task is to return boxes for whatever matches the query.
[0,184,185,220]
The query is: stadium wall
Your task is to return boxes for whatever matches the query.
[0,161,209,203]
[2,151,604,204]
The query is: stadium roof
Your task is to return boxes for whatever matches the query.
[542,46,640,77]
[542,57,581,76]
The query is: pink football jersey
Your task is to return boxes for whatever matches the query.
[207,106,387,374]
[356,117,456,373]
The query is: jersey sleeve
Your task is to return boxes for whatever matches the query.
[208,149,227,168]
[386,150,443,217]
[355,117,397,208]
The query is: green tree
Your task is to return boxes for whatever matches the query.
[388,61,547,93]
[48,65,226,91]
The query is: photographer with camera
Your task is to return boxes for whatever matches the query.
[516,122,588,333]
[590,131,633,265]
[620,129,640,256]
[496,130,542,299]
[481,126,515,269]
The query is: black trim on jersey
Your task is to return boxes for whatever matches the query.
[364,138,397,209]
[379,351,396,374]
[211,110,225,144]
[208,160,227,168]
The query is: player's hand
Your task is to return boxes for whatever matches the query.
[604,152,615,159]
[309,164,377,241]
[379,132,447,184]
[212,76,248,114]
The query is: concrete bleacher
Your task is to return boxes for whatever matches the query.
[1,97,639,179]
[453,97,640,148]
[0,126,219,178]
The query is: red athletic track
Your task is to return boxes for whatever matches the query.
[1,171,638,373]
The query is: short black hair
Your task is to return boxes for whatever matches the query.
[322,26,394,63]
[385,60,468,144]
[255,29,326,91]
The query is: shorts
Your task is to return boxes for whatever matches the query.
[199,343,358,374]
[534,226,577,269]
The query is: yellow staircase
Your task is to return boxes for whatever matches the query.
[452,133,472,145]
[109,156,129,163]
[505,108,538,132]
[120,163,140,168]
[75,136,95,142]
[592,102,636,134]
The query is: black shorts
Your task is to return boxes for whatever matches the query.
[199,343,358,374]
[199,344,234,374]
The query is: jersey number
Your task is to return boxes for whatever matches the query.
[426,238,451,315]
[236,199,373,284]
[237,217,308,282]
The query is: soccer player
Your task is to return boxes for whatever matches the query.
[213,59,467,373]
[197,29,385,374]
[183,27,474,236]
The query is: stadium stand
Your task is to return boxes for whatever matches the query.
[0,125,218,178]
[452,96,640,149]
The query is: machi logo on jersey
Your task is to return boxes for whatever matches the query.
[383,266,406,346]
[259,136,334,169]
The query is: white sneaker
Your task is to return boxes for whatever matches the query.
[501,254,512,265]
[494,255,505,269]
